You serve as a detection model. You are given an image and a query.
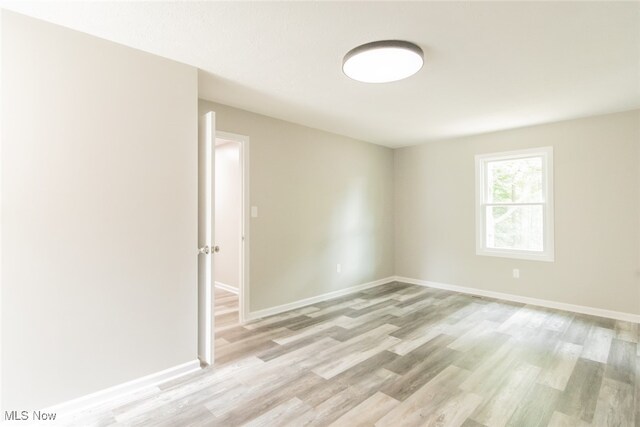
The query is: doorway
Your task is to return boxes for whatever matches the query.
[198,111,249,367]
[213,133,247,337]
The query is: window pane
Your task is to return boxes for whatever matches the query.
[486,205,543,251]
[487,157,543,203]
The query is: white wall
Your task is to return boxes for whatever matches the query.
[199,100,395,312]
[215,140,242,291]
[1,12,198,409]
[395,110,640,315]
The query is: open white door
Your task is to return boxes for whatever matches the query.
[198,111,215,365]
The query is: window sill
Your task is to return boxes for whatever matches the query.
[476,248,554,262]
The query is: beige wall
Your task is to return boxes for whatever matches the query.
[1,12,198,409]
[200,100,395,312]
[395,110,640,315]
[215,141,242,290]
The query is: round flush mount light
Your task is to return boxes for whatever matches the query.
[342,40,424,83]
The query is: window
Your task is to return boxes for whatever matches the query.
[475,147,554,262]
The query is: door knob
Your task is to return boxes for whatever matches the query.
[198,246,210,255]
[213,245,220,253]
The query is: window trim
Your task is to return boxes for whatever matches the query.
[475,147,554,262]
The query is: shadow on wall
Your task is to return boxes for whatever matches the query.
[329,176,378,287]
[273,175,378,299]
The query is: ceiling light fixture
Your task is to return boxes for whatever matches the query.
[342,40,424,83]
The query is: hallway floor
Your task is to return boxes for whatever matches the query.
[215,287,240,333]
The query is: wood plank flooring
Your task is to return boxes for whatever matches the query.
[67,282,638,426]
[215,287,240,332]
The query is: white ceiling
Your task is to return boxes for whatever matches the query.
[2,1,639,147]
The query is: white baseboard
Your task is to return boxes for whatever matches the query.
[395,276,640,323]
[45,359,201,415]
[215,281,239,294]
[246,276,396,321]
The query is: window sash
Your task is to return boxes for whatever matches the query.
[482,202,546,253]
[482,154,548,205]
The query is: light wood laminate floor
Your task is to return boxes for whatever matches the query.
[69,282,638,426]
[215,287,240,332]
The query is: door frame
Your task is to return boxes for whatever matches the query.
[215,130,250,324]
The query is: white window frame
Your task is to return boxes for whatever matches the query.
[475,147,554,262]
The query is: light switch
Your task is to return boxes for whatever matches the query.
[251,206,258,218]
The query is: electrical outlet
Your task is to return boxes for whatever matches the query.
[337,264,341,273]
[513,269,520,279]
